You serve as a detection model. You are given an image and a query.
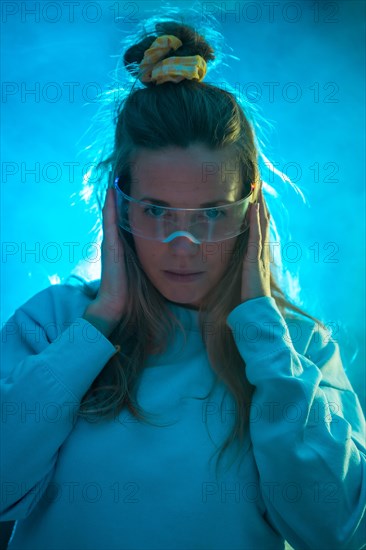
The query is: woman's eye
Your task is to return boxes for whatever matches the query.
[144,206,167,218]
[143,206,226,220]
[204,209,225,220]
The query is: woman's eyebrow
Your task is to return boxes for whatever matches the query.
[139,197,234,207]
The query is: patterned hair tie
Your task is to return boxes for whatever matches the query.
[138,34,207,85]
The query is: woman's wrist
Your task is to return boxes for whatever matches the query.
[82,302,122,338]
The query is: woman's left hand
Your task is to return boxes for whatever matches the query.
[240,182,272,303]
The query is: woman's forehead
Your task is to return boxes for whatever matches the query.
[130,145,243,196]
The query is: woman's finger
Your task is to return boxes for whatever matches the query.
[258,186,271,266]
[247,201,261,262]
[100,188,124,280]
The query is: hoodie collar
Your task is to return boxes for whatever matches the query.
[165,300,202,332]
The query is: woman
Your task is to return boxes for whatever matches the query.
[1,16,365,550]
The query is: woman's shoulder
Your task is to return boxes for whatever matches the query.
[284,307,341,367]
[10,276,101,326]
[61,274,101,299]
[283,309,321,352]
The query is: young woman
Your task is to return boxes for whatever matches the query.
[1,16,365,550]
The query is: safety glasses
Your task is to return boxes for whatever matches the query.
[114,177,256,243]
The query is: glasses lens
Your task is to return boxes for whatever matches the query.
[115,180,252,242]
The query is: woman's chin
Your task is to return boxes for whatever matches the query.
[160,289,201,309]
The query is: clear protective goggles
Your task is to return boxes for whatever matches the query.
[113,176,257,244]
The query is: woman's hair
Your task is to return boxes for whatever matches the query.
[71,11,330,480]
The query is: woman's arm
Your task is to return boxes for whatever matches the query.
[227,296,366,550]
[0,284,117,521]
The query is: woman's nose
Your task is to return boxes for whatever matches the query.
[168,235,200,255]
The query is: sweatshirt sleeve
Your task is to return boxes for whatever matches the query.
[226,296,366,550]
[0,285,118,521]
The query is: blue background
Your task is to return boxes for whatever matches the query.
[1,0,365,411]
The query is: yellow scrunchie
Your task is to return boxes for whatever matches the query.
[138,34,207,85]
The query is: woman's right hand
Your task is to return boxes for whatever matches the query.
[82,187,128,337]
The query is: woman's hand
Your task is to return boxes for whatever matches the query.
[240,182,272,303]
[82,187,128,337]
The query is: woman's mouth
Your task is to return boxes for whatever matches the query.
[163,271,204,282]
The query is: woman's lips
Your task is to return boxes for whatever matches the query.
[163,271,204,282]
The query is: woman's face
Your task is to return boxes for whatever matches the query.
[129,144,243,309]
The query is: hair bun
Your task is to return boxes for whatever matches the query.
[123,21,215,78]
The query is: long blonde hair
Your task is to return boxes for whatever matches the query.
[73,16,328,479]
